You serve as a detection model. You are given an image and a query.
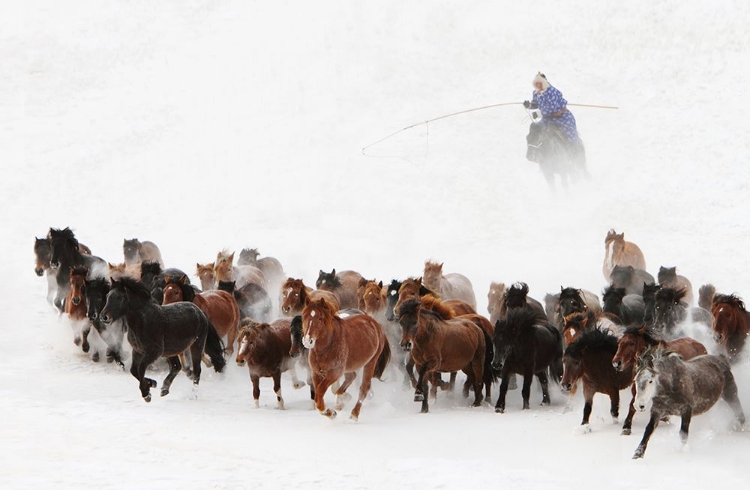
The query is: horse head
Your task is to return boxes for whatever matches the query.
[213,250,235,284]
[559,287,587,318]
[68,265,88,306]
[196,262,216,291]
[362,281,385,316]
[422,261,443,292]
[281,278,307,315]
[162,275,193,305]
[301,297,337,349]
[34,237,51,276]
[653,287,688,334]
[316,269,338,290]
[633,346,659,412]
[711,294,746,345]
[610,265,635,290]
[613,326,649,372]
[602,285,627,312]
[238,248,260,265]
[504,282,530,310]
[100,278,140,325]
[236,319,266,367]
[85,278,110,323]
[48,227,78,270]
[491,309,538,372]
[487,282,507,317]
[393,278,425,319]
[122,239,141,265]
[395,297,421,351]
[657,266,678,286]
[642,283,662,324]
[385,279,402,322]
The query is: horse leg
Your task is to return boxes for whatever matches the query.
[581,383,595,426]
[521,370,534,410]
[447,372,457,392]
[335,372,356,410]
[610,388,621,424]
[251,374,261,408]
[312,370,340,419]
[81,324,91,353]
[495,372,511,413]
[160,356,182,397]
[289,360,306,389]
[189,341,204,393]
[536,370,550,406]
[721,371,747,429]
[470,360,484,407]
[633,412,661,459]
[350,353,380,421]
[404,354,417,390]
[131,349,160,402]
[179,352,193,378]
[413,363,429,402]
[622,384,637,435]
[273,370,285,410]
[679,408,692,448]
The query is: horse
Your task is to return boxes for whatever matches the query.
[237,248,286,294]
[123,238,164,267]
[499,282,547,319]
[711,294,750,362]
[632,347,746,459]
[65,265,94,355]
[140,262,193,305]
[393,277,475,319]
[99,278,226,402]
[108,262,141,281]
[84,277,127,369]
[213,250,266,290]
[217,280,272,323]
[609,265,655,296]
[601,285,645,326]
[196,263,216,291]
[698,284,716,312]
[653,287,712,339]
[487,282,507,326]
[525,121,585,189]
[491,308,563,413]
[562,310,623,346]
[301,298,391,420]
[162,275,241,355]
[235,318,305,409]
[396,297,494,413]
[280,277,340,316]
[422,261,477,311]
[555,287,603,330]
[34,237,60,307]
[561,329,636,432]
[602,229,647,282]
[47,227,108,312]
[316,269,364,310]
[641,282,661,325]
[658,266,694,306]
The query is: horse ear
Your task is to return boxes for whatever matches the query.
[331,268,336,275]
[179,275,187,285]
[378,281,383,288]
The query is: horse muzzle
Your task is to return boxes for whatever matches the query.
[281,306,291,315]
[35,268,44,277]
[236,359,246,367]
[561,382,572,393]
[72,297,81,306]
[100,314,113,325]
[637,404,647,412]
[50,261,60,270]
[491,361,503,372]
[401,341,412,352]
[612,360,623,371]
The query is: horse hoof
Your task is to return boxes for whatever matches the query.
[91,352,100,362]
[293,382,306,390]
[74,336,81,346]
[349,414,359,422]
[495,407,505,414]
[414,393,424,402]
[143,394,152,403]
[323,409,337,419]
[621,428,632,436]
[160,389,169,397]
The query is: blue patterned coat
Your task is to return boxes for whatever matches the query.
[531,85,579,143]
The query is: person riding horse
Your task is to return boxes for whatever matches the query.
[524,73,585,165]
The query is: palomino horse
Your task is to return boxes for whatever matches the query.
[657,266,694,306]
[65,265,94,355]
[85,277,127,369]
[422,261,477,311]
[213,250,266,290]
[561,329,635,432]
[602,230,647,282]
[162,275,241,355]
[711,294,750,362]
[632,347,745,459]
[487,282,507,326]
[316,269,364,310]
[281,278,340,316]
[217,280,273,323]
[123,238,164,267]
[302,298,391,420]
[235,318,305,409]
[491,308,563,413]
[100,278,226,402]
[396,297,494,413]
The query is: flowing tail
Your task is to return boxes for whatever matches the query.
[548,325,564,385]
[204,322,226,373]
[483,331,499,385]
[373,338,392,380]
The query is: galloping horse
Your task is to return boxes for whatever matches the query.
[698,284,716,312]
[396,297,494,413]
[213,250,266,290]
[280,278,340,316]
[657,266,694,306]
[652,287,712,339]
[316,269,364,310]
[632,347,745,459]
[238,247,286,294]
[601,285,645,326]
[525,121,585,189]
[610,265,655,296]
[162,275,241,355]
[301,298,391,420]
[602,230,647,282]
[422,261,477,311]
[65,265,93,355]
[84,277,127,369]
[123,238,164,268]
[100,278,226,402]
[217,280,272,323]
[711,294,750,362]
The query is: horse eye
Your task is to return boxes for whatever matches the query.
[648,380,653,384]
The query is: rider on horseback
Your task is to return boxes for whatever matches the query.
[523,73,584,162]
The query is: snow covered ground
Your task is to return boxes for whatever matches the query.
[4,1,750,488]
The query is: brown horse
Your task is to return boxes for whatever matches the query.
[123,238,164,267]
[422,261,477,310]
[108,262,141,281]
[316,269,364,310]
[213,250,266,290]
[396,297,494,413]
[280,278,340,316]
[65,265,94,355]
[301,298,391,420]
[393,277,475,318]
[711,294,750,362]
[196,263,216,291]
[602,229,647,282]
[562,310,623,347]
[235,318,305,409]
[162,275,241,355]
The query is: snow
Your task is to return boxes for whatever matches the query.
[4,0,750,488]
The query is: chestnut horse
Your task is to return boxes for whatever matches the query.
[213,250,266,290]
[316,269,364,310]
[196,263,216,291]
[396,297,494,413]
[162,275,241,355]
[711,294,750,362]
[602,229,646,282]
[302,298,391,420]
[65,265,94,355]
[422,261,477,311]
[235,318,305,409]
[123,238,164,267]
[393,277,475,318]
[612,325,707,435]
[281,278,340,316]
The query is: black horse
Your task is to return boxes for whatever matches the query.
[99,278,226,402]
[652,287,712,339]
[602,285,646,326]
[47,227,107,312]
[84,278,128,369]
[525,122,586,188]
[609,265,655,296]
[491,308,563,413]
[641,282,661,325]
[139,261,193,304]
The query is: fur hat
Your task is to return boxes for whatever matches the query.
[533,72,549,92]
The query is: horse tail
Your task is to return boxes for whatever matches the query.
[483,330,499,384]
[204,321,226,373]
[373,337,392,380]
[548,324,564,385]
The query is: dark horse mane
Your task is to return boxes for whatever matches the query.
[713,293,747,312]
[50,226,77,242]
[654,287,688,305]
[496,307,548,336]
[622,325,663,346]
[504,282,530,304]
[318,269,343,290]
[164,275,196,302]
[398,296,454,325]
[113,277,152,300]
[564,328,618,358]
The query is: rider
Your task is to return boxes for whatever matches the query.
[524,73,583,158]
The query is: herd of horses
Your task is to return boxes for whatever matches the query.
[34,227,749,458]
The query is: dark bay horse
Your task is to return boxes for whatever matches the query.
[302,298,391,420]
[280,278,340,316]
[632,347,745,459]
[602,229,647,282]
[555,287,603,331]
[711,294,750,362]
[162,275,241,355]
[65,265,94,355]
[657,266,694,306]
[602,285,645,326]
[526,122,586,189]
[610,265,655,297]
[235,318,304,409]
[641,283,661,325]
[653,287,712,339]
[561,329,635,432]
[84,277,127,369]
[422,261,477,311]
[99,278,226,402]
[140,262,192,305]
[698,284,716,312]
[396,297,494,413]
[47,227,108,311]
[491,308,563,413]
[316,269,364,310]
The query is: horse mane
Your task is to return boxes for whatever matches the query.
[564,328,618,358]
[602,285,626,301]
[497,307,548,335]
[49,227,76,241]
[217,280,235,293]
[238,318,266,338]
[563,310,590,329]
[504,282,530,301]
[86,277,110,292]
[712,293,747,312]
[419,294,455,319]
[403,276,439,298]
[290,315,303,341]
[623,325,663,346]
[114,277,152,299]
[140,261,162,277]
[71,264,88,277]
[321,270,343,290]
[397,297,421,318]
[655,287,688,305]
[559,287,584,303]
[164,275,195,301]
